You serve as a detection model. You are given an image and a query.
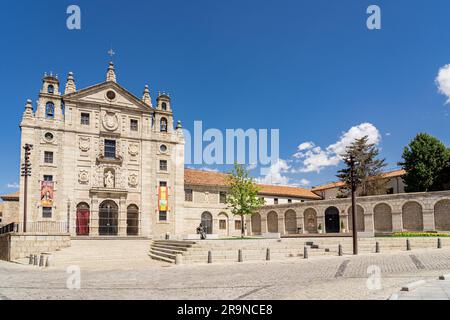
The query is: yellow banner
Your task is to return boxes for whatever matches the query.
[159,186,168,211]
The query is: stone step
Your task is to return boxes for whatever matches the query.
[153,240,197,246]
[151,244,190,252]
[148,253,175,264]
[150,246,185,255]
[149,248,178,260]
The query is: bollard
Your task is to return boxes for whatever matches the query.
[266,248,271,261]
[438,238,442,249]
[304,246,309,259]
[29,255,33,265]
[238,249,243,263]
[376,242,380,254]
[45,256,51,268]
[208,251,212,264]
[338,244,343,257]
[39,255,45,267]
[406,239,411,251]
[175,254,183,265]
[33,255,38,266]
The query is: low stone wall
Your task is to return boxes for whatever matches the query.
[0,233,71,261]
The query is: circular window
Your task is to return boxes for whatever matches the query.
[44,132,54,141]
[160,145,168,153]
[106,90,116,101]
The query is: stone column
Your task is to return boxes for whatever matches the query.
[392,211,403,232]
[90,196,99,236]
[261,214,268,234]
[278,214,286,236]
[423,209,435,232]
[297,214,305,234]
[118,197,127,237]
[363,212,375,237]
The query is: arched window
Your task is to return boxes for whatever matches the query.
[160,118,168,132]
[46,102,55,119]
[161,102,167,111]
[47,85,54,94]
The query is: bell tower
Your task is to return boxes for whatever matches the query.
[36,73,64,122]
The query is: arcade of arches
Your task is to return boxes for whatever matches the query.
[251,192,450,237]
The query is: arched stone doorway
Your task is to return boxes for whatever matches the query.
[325,207,340,233]
[76,202,90,236]
[285,210,297,234]
[267,211,278,233]
[434,200,450,231]
[402,202,423,231]
[374,203,393,233]
[99,200,119,236]
[251,213,262,235]
[218,212,229,237]
[127,205,139,236]
[304,208,318,233]
[348,205,365,232]
[201,212,213,234]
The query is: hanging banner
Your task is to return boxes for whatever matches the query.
[41,181,54,207]
[158,186,169,211]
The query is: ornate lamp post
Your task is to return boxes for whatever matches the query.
[350,155,359,255]
[21,144,33,233]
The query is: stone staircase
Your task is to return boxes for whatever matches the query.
[149,239,334,264]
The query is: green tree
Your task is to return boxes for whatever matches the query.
[399,133,450,192]
[337,136,388,197]
[226,164,265,238]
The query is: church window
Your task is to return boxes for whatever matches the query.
[130,119,138,131]
[185,189,193,202]
[46,102,55,119]
[44,151,54,164]
[47,85,54,94]
[159,211,167,222]
[159,160,168,171]
[44,175,53,182]
[235,220,242,230]
[220,192,227,204]
[81,113,90,125]
[44,132,54,142]
[274,198,279,205]
[42,207,52,218]
[219,220,226,230]
[106,90,116,100]
[104,140,116,159]
[160,145,168,153]
[160,118,168,132]
[288,199,292,204]
[161,102,167,111]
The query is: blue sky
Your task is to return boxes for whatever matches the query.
[1,0,450,196]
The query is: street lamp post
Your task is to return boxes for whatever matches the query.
[350,155,358,255]
[67,199,71,234]
[21,144,33,233]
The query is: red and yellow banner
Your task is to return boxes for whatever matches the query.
[41,181,54,207]
[158,186,169,211]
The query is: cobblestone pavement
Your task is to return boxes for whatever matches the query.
[1,248,450,300]
[393,279,450,300]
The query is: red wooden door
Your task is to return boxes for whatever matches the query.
[76,209,90,236]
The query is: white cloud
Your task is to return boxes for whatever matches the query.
[298,142,315,151]
[298,178,311,187]
[257,159,291,186]
[295,123,381,173]
[436,64,450,104]
[7,182,19,189]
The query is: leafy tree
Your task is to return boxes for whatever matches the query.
[226,164,265,238]
[399,133,450,192]
[337,136,388,197]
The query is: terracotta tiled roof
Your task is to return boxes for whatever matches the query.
[185,169,322,200]
[312,169,406,191]
[1,191,20,201]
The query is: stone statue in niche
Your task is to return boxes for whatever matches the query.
[104,169,115,188]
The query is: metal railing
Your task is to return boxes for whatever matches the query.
[0,223,20,235]
[25,221,69,234]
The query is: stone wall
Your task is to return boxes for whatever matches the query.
[0,233,71,261]
[252,191,450,237]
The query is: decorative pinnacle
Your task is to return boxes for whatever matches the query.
[142,84,153,107]
[106,61,117,82]
[65,71,77,94]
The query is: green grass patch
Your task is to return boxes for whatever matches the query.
[211,237,262,241]
[390,232,450,238]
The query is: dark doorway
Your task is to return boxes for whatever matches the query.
[201,212,213,234]
[76,203,90,236]
[99,201,118,236]
[325,207,340,233]
[127,205,139,236]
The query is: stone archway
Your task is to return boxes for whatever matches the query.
[201,212,213,234]
[402,202,423,231]
[435,200,450,231]
[304,208,318,233]
[251,213,262,235]
[325,207,340,233]
[267,211,278,233]
[285,210,297,234]
[99,200,119,236]
[348,205,365,232]
[374,203,393,233]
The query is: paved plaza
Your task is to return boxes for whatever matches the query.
[1,247,450,300]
